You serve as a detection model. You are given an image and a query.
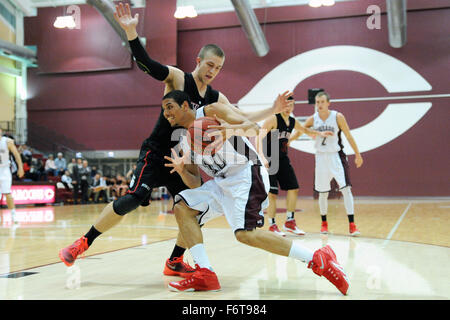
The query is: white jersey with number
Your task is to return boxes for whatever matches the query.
[180,107,262,178]
[174,107,270,233]
[313,110,343,153]
[0,136,10,167]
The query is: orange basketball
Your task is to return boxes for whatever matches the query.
[187,117,221,155]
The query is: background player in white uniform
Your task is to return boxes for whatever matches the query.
[303,91,363,236]
[0,128,24,223]
[162,90,350,295]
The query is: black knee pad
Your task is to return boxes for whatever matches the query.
[112,193,142,216]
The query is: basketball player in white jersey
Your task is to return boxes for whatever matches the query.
[0,128,24,224]
[303,91,363,236]
[162,90,350,295]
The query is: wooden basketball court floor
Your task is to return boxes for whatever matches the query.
[0,197,449,300]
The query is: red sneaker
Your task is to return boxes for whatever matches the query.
[283,219,305,235]
[349,222,360,236]
[320,221,328,234]
[168,265,221,292]
[163,255,196,278]
[269,224,286,237]
[59,236,89,267]
[308,245,349,295]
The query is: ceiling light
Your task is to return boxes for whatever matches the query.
[53,16,76,29]
[309,0,322,8]
[322,0,336,6]
[174,5,197,19]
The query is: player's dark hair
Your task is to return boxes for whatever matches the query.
[198,44,225,60]
[162,90,192,109]
[287,96,294,101]
[315,91,330,101]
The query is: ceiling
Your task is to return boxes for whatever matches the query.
[8,0,355,16]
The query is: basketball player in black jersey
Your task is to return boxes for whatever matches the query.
[59,2,292,277]
[257,97,333,236]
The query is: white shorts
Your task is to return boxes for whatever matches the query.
[0,166,12,194]
[174,164,270,233]
[314,151,351,193]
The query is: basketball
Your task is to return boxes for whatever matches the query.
[187,117,221,155]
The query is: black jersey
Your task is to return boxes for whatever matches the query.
[140,72,219,157]
[263,114,295,159]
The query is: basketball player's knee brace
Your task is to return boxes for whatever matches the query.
[113,193,142,216]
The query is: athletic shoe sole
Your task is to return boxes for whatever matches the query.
[168,284,221,292]
[284,227,305,235]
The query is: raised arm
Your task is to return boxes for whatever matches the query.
[217,91,293,123]
[205,102,260,137]
[336,113,363,168]
[114,2,184,89]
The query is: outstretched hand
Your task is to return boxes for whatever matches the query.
[113,2,139,33]
[272,91,294,114]
[204,115,230,154]
[164,148,189,174]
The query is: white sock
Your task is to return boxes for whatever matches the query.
[189,243,212,270]
[286,211,294,220]
[288,242,314,264]
[341,187,354,215]
[318,192,328,216]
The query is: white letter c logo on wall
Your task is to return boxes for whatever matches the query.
[237,46,432,155]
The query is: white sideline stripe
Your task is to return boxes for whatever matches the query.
[383,202,412,246]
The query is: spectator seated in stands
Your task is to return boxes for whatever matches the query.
[54,152,67,176]
[61,170,73,189]
[45,154,58,176]
[91,173,110,203]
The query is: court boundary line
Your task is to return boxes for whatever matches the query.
[382,202,412,246]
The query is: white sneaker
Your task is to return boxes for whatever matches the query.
[284,219,305,235]
[268,224,286,237]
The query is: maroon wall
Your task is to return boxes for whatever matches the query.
[24,1,450,196]
[25,5,131,73]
